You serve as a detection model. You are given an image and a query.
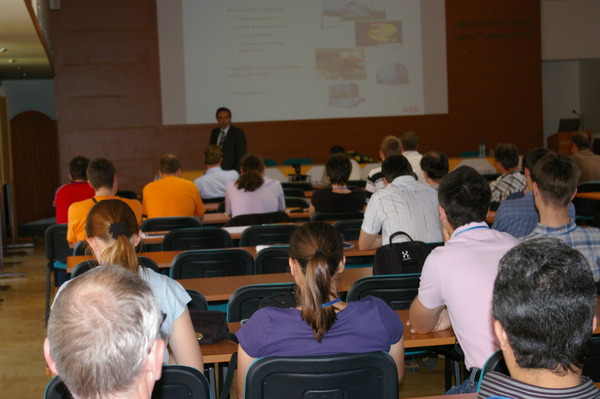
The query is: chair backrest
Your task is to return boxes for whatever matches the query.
[332,219,363,241]
[201,196,224,203]
[476,350,509,391]
[239,224,299,247]
[186,289,209,311]
[281,182,314,191]
[346,274,421,310]
[72,240,89,256]
[583,335,600,382]
[162,227,232,251]
[577,180,600,193]
[223,211,290,227]
[71,259,99,278]
[573,181,600,220]
[45,366,211,399]
[140,216,202,232]
[138,256,160,273]
[283,158,314,166]
[45,224,70,264]
[263,158,277,167]
[283,188,305,198]
[151,365,210,399]
[44,376,70,399]
[284,196,310,209]
[170,249,254,279]
[244,352,398,399]
[311,211,364,221]
[254,246,290,274]
[227,282,296,322]
[72,258,157,278]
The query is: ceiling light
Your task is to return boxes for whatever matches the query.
[8,59,16,63]
[0,48,7,53]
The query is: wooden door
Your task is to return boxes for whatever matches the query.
[10,111,59,225]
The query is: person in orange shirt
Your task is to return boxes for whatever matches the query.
[142,154,205,219]
[67,158,143,245]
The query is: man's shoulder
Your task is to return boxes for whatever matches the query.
[69,197,95,212]
[229,125,245,135]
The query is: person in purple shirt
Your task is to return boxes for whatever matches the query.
[235,222,404,398]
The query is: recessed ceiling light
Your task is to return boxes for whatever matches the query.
[8,58,16,63]
[0,48,7,53]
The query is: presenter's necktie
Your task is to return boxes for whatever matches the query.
[218,130,226,146]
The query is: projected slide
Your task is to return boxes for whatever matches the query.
[157,0,447,125]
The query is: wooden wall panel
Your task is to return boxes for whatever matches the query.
[49,0,543,195]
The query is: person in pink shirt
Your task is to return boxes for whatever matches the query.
[224,154,285,218]
[408,166,519,395]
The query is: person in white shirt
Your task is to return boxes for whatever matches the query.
[359,155,442,250]
[194,145,239,199]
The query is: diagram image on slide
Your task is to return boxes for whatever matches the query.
[355,21,403,46]
[315,48,367,80]
[322,0,386,21]
[328,82,364,108]
[376,63,409,85]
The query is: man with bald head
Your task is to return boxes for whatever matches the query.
[44,265,165,399]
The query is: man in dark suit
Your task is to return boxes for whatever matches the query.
[209,107,247,172]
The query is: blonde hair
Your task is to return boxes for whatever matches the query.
[85,199,140,273]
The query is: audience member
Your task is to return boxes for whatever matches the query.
[359,155,442,250]
[570,130,600,184]
[209,107,247,172]
[67,158,142,245]
[80,199,203,369]
[489,143,526,207]
[365,135,403,198]
[44,265,165,399]
[320,145,361,185]
[408,166,519,394]
[478,238,599,399]
[523,152,600,283]
[54,156,95,224]
[310,153,366,215]
[400,130,426,183]
[419,151,448,190]
[235,222,404,398]
[225,154,285,218]
[492,148,576,238]
[194,145,239,200]
[142,154,204,218]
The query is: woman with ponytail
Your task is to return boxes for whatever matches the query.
[224,154,285,218]
[235,222,404,397]
[72,199,203,370]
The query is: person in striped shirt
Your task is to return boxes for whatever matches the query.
[479,237,599,399]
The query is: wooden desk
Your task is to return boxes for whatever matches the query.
[180,267,372,302]
[66,241,375,273]
[204,202,221,212]
[575,192,600,201]
[202,309,456,364]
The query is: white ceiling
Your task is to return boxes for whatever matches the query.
[0,0,53,80]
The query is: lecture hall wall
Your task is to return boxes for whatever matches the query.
[47,0,543,194]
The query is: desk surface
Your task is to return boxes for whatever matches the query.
[202,210,310,225]
[66,241,375,272]
[180,266,372,302]
[201,309,457,364]
[575,192,600,201]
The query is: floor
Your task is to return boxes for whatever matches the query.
[0,234,447,399]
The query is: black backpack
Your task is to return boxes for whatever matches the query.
[373,231,433,275]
